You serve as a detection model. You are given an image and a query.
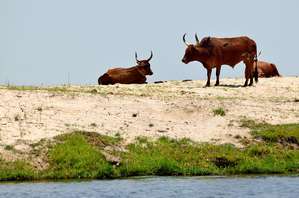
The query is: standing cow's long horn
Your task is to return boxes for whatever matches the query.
[195,33,200,45]
[147,51,153,61]
[135,52,139,62]
[183,33,189,46]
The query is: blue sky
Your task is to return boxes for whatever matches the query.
[0,0,298,85]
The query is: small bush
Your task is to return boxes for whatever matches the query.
[4,145,14,151]
[213,107,226,116]
[90,123,97,127]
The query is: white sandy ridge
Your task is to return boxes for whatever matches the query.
[0,77,298,150]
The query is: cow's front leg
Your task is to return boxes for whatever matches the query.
[205,68,212,87]
[215,66,221,86]
[142,79,147,84]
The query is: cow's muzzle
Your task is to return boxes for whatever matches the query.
[182,58,188,64]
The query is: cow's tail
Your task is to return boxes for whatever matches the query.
[272,64,281,77]
[254,50,259,83]
[254,59,258,83]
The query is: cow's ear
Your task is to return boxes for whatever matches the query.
[201,37,211,47]
[206,37,211,44]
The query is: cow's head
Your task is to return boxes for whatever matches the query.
[181,33,210,64]
[135,51,154,76]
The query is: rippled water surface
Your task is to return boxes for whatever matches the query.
[0,176,298,198]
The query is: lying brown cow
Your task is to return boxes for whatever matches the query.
[182,34,258,87]
[98,52,153,85]
[256,61,280,77]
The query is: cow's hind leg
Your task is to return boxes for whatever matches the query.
[243,66,250,87]
[248,64,254,86]
[249,74,254,86]
[248,63,254,86]
[215,66,221,86]
[244,61,255,87]
[244,53,256,86]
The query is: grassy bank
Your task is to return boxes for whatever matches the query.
[0,120,299,181]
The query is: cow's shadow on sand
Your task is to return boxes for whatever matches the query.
[153,80,244,88]
[218,84,244,88]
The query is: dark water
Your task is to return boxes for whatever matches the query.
[0,176,298,198]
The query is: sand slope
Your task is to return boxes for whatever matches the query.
[0,77,298,149]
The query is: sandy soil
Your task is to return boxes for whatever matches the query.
[0,77,298,152]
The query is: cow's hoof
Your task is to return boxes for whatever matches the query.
[204,84,210,88]
[215,83,219,86]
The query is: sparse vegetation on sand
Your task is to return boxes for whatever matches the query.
[1,77,298,147]
[0,83,174,97]
[0,120,299,181]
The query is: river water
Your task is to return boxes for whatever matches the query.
[0,176,298,198]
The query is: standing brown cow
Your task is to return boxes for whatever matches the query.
[98,52,153,85]
[181,34,258,87]
[256,61,280,77]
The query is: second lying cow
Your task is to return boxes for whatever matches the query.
[98,51,153,85]
[256,61,280,78]
[242,52,280,78]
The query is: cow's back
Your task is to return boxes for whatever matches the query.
[209,36,257,67]
[106,66,146,84]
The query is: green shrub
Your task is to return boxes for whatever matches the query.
[213,107,226,116]
[47,133,112,179]
[240,119,299,144]
[0,160,35,181]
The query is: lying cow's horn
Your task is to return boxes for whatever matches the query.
[195,33,200,45]
[147,51,153,61]
[135,52,139,62]
[258,51,262,57]
[183,33,189,46]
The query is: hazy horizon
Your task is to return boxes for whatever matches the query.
[1,0,298,85]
